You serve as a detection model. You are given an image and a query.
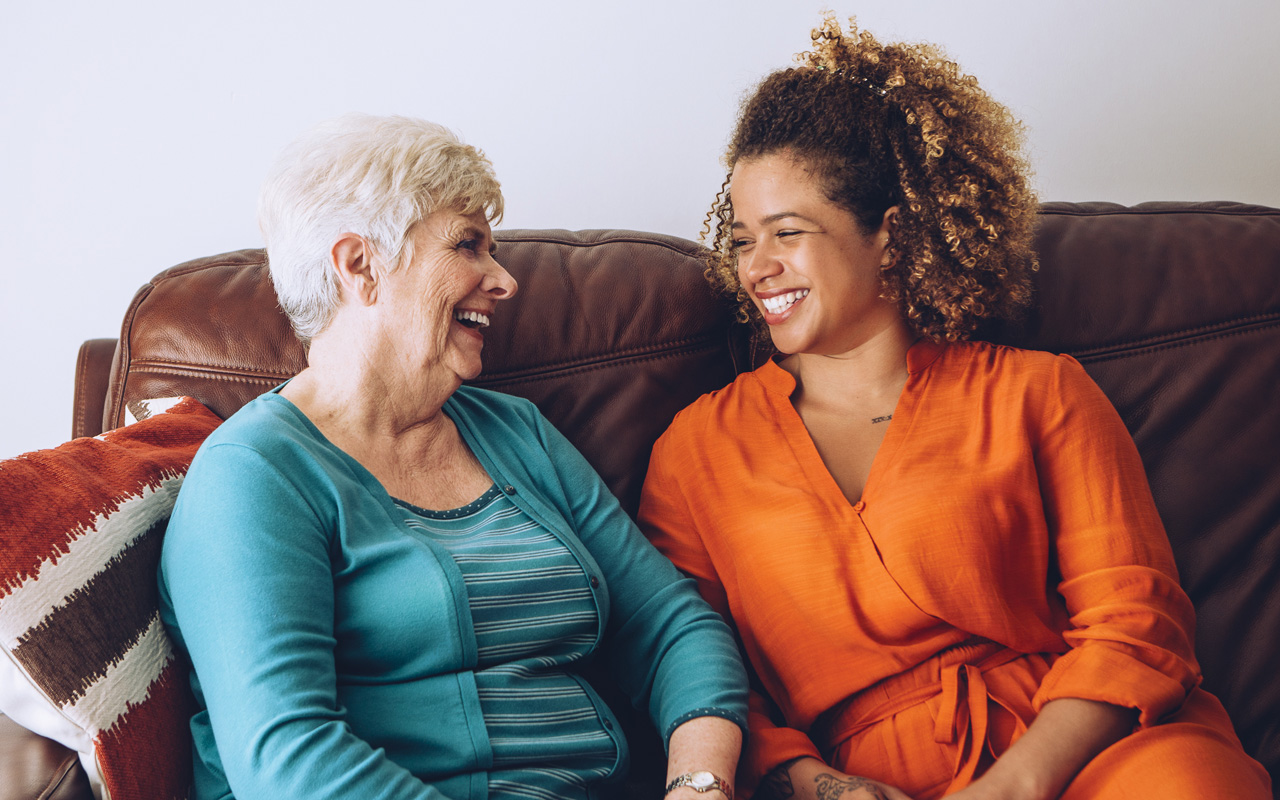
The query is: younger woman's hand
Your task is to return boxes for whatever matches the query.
[811,773,914,800]
[756,757,916,800]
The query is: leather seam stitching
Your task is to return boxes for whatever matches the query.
[39,752,80,799]
[128,361,296,379]
[1057,312,1280,357]
[73,344,91,440]
[110,284,156,430]
[123,342,723,389]
[123,367,283,385]
[123,335,725,382]
[1073,319,1280,363]
[475,336,721,378]
[1039,207,1280,218]
[492,234,705,258]
[473,342,722,387]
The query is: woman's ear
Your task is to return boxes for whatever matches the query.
[880,206,899,235]
[878,206,900,265]
[331,233,378,305]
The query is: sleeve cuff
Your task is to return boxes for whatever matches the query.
[664,707,750,751]
[1033,642,1196,727]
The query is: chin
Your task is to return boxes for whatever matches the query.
[444,344,486,383]
[455,358,485,382]
[765,331,804,356]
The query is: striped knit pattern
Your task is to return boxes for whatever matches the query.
[0,397,221,800]
[396,487,617,799]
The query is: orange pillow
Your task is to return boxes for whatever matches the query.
[0,397,221,800]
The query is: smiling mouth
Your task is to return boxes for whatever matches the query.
[761,289,809,315]
[454,310,491,329]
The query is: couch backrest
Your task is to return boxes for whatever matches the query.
[999,202,1280,777]
[95,204,1280,782]
[102,230,749,519]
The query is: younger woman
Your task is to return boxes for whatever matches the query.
[639,17,1271,800]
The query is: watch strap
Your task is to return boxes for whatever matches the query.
[665,770,733,799]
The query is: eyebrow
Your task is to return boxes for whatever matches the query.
[730,212,820,229]
[457,223,499,254]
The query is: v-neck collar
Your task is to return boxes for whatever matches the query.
[753,338,946,509]
[754,338,946,396]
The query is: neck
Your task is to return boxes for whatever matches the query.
[282,314,460,446]
[780,319,916,410]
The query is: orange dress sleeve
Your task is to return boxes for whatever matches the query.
[1029,355,1200,726]
[640,425,824,792]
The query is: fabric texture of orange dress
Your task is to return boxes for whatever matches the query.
[639,340,1271,799]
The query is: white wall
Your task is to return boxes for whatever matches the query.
[3,0,1278,458]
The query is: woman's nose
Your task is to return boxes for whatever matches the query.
[485,256,518,299]
[740,241,783,286]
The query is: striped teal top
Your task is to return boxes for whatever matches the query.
[394,485,617,799]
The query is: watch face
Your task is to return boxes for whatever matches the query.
[690,771,715,789]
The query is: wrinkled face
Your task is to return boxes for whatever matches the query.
[377,208,517,384]
[730,152,897,357]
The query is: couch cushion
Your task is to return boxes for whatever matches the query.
[0,397,221,800]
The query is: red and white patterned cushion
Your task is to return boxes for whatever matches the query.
[0,397,221,800]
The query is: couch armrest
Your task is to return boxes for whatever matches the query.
[0,715,92,800]
[72,338,117,440]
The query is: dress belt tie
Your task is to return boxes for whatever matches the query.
[817,639,1026,793]
[932,660,1027,792]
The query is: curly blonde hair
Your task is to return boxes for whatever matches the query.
[705,15,1038,342]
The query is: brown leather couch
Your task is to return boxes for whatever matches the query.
[5,201,1277,797]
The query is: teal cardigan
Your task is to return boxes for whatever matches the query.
[159,386,747,800]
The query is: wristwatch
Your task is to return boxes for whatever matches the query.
[665,770,733,799]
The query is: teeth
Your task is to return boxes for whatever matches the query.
[761,289,809,315]
[453,310,490,327]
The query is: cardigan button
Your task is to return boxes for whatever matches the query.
[503,485,516,495]
[853,500,866,513]
[590,575,600,589]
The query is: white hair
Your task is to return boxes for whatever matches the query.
[258,114,504,343]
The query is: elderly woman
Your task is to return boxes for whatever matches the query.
[159,115,746,800]
[638,17,1270,800]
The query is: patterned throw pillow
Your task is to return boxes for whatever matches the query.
[0,397,221,800]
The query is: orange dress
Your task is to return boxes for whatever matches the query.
[639,340,1270,799]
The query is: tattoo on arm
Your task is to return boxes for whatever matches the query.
[815,773,888,800]
[871,414,893,424]
[754,757,805,800]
